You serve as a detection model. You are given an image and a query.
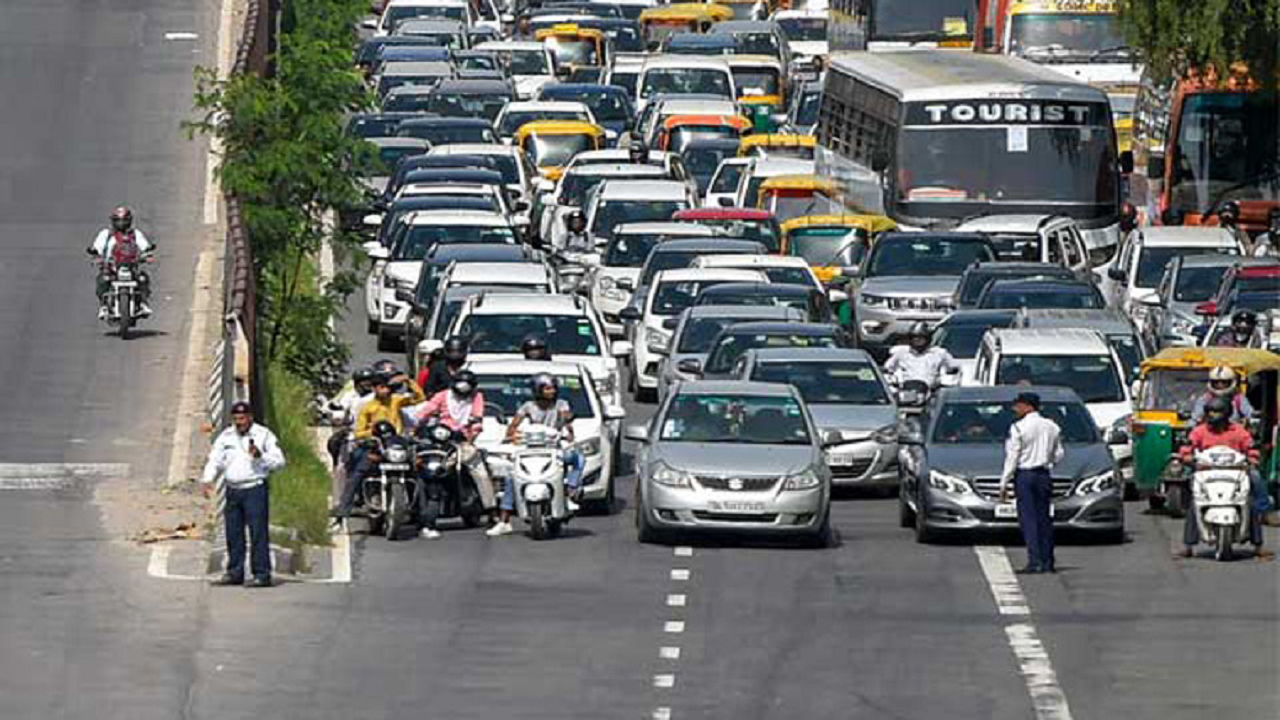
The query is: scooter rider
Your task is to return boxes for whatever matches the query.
[1213,310,1259,348]
[415,370,498,523]
[1176,397,1271,560]
[87,206,154,319]
[521,336,552,361]
[883,322,959,388]
[1191,365,1254,424]
[424,336,470,396]
[487,373,585,537]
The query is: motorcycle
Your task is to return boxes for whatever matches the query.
[416,420,487,529]
[508,424,573,540]
[97,255,153,339]
[1189,446,1253,561]
[361,435,421,540]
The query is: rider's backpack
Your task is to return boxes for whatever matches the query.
[111,231,141,265]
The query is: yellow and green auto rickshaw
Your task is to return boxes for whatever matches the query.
[515,120,605,181]
[756,174,841,224]
[1130,347,1280,515]
[780,213,898,325]
[535,24,608,71]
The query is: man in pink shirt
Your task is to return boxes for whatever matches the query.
[417,370,497,535]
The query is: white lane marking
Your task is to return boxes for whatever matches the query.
[317,531,353,584]
[974,546,1074,720]
[652,708,672,720]
[663,620,685,634]
[166,248,217,487]
[147,544,172,576]
[203,0,236,225]
[659,646,681,660]
[673,546,693,557]
[653,674,676,689]
[670,568,690,581]
[165,31,200,40]
[666,593,687,607]
[0,464,130,490]
[974,545,1030,615]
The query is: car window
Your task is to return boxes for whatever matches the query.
[659,393,810,445]
[931,400,1097,444]
[475,372,594,418]
[460,313,602,355]
[1064,229,1085,266]
[995,354,1123,403]
[710,162,745,194]
[751,361,890,405]
[866,238,994,277]
[704,331,838,373]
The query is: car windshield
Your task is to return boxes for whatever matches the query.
[387,6,465,28]
[697,289,808,314]
[659,394,811,445]
[700,218,779,252]
[639,68,733,99]
[500,110,590,136]
[652,279,740,316]
[427,93,510,121]
[958,269,1073,305]
[934,323,997,359]
[996,354,1123,403]
[1009,13,1127,62]
[392,224,516,260]
[544,37,599,66]
[526,133,595,168]
[641,250,701,285]
[778,16,826,41]
[475,373,594,418]
[504,50,551,75]
[572,92,630,123]
[594,200,687,239]
[349,116,404,138]
[677,316,747,353]
[753,361,890,405]
[362,145,424,176]
[730,68,780,97]
[459,313,602,355]
[985,233,1043,261]
[866,237,993,277]
[610,70,638,96]
[415,125,498,145]
[1172,265,1226,301]
[684,144,738,184]
[1107,335,1143,381]
[767,193,831,224]
[758,267,813,285]
[602,234,661,267]
[787,228,868,267]
[1234,275,1280,293]
[1137,247,1221,288]
[456,55,498,71]
[980,286,1102,310]
[730,32,778,56]
[670,126,741,154]
[561,171,656,207]
[932,400,1097,444]
[705,331,838,372]
[1229,291,1280,313]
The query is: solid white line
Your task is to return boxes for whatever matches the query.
[663,620,685,634]
[166,248,217,487]
[652,708,671,720]
[974,546,1074,720]
[666,593,687,607]
[673,546,693,557]
[165,31,200,40]
[670,568,690,581]
[203,0,236,226]
[653,674,676,689]
[318,531,353,584]
[147,545,172,577]
[0,464,130,490]
[659,646,681,660]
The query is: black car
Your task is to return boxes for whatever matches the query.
[384,163,507,206]
[684,321,850,380]
[976,278,1106,310]
[694,282,835,324]
[345,112,419,140]
[380,85,438,113]
[425,78,516,122]
[394,116,498,147]
[954,262,1081,308]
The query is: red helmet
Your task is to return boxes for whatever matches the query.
[110,206,133,233]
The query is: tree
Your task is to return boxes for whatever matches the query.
[1117,0,1280,83]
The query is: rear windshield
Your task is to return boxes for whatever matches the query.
[996,354,1123,403]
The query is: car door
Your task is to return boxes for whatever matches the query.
[704,157,750,207]
[1147,259,1176,342]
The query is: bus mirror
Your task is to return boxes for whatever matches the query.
[1118,150,1134,175]
[870,149,890,173]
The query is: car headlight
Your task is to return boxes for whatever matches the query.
[928,470,974,496]
[645,327,670,353]
[861,293,887,307]
[603,287,628,302]
[782,469,822,490]
[1074,471,1119,496]
[935,296,956,311]
[871,424,898,445]
[652,463,693,488]
[599,276,616,291]
[577,437,602,456]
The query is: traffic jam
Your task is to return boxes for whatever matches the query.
[337,0,1280,560]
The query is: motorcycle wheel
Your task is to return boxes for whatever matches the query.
[386,483,407,540]
[529,501,548,540]
[118,294,134,339]
[1165,484,1186,518]
[461,507,483,528]
[1214,524,1235,562]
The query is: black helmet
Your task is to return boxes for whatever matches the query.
[907,321,931,349]
[532,372,559,393]
[452,369,478,397]
[1218,200,1241,226]
[1232,310,1258,330]
[353,367,377,384]
[1203,395,1232,428]
[522,336,550,359]
[443,336,469,363]
[628,139,648,163]
[373,420,398,440]
[110,206,134,232]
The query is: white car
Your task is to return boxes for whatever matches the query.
[364,210,518,350]
[638,96,741,147]
[441,293,630,408]
[635,56,737,114]
[589,222,718,335]
[620,267,767,400]
[953,214,1092,275]
[1098,226,1242,323]
[773,9,829,69]
[427,143,538,212]
[583,179,696,250]
[691,253,823,291]
[369,0,483,35]
[540,164,672,251]
[493,100,596,143]
[468,360,626,510]
[733,156,815,208]
[474,41,559,99]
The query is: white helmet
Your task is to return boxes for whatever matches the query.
[1208,366,1236,396]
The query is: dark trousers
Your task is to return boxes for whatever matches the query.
[225,483,271,581]
[1015,467,1054,570]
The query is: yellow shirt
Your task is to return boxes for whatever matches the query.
[354,380,425,438]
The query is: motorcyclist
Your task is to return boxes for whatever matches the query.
[354,370,425,440]
[522,336,552,361]
[1213,310,1258,348]
[423,336,470,396]
[326,367,377,468]
[1250,209,1280,257]
[1176,396,1270,559]
[628,139,650,165]
[332,420,398,520]
[87,206,154,319]
[415,369,498,533]
[488,373,585,536]
[883,322,960,389]
[1190,365,1254,424]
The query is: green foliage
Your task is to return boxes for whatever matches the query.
[1117,0,1280,81]
[264,361,334,546]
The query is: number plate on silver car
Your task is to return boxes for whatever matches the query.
[711,500,766,512]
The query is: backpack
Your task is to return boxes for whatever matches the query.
[110,231,141,265]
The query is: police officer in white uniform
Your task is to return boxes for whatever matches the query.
[999,391,1064,574]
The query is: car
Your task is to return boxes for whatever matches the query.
[422,78,516,122]
[702,156,752,208]
[1012,308,1151,385]
[536,83,636,138]
[473,40,559,99]
[494,100,597,142]
[365,210,518,349]
[394,116,498,146]
[662,32,739,56]
[693,281,835,323]
[393,19,469,48]
[428,143,537,212]
[1143,255,1273,348]
[374,60,454,99]
[355,136,430,202]
[736,347,899,488]
[624,238,770,324]
[782,79,821,134]
[445,293,630,407]
[707,19,791,67]
[681,138,743,196]
[635,56,737,114]
[656,305,803,401]
[588,222,718,335]
[733,156,814,208]
[539,164,673,250]
[672,207,781,252]
[1191,260,1280,336]
[898,385,1124,544]
[930,309,1019,385]
[850,232,996,354]
[345,111,418,139]
[637,95,741,147]
[627,380,832,545]
[974,277,1107,310]
[622,268,768,400]
[356,37,447,75]
[470,360,626,511]
[686,321,849,381]
[953,262,1081,308]
[370,0,480,35]
[1099,226,1242,322]
[972,328,1133,476]
[953,214,1091,273]
[690,253,821,290]
[583,179,695,248]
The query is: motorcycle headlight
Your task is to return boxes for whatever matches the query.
[652,463,693,488]
[782,469,822,490]
[432,425,452,444]
[385,445,409,463]
[861,293,887,307]
[928,470,973,496]
[645,327,670,353]
[871,424,898,445]
[577,437,602,456]
[1073,471,1118,497]
[117,267,133,280]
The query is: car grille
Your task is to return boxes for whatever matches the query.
[695,476,778,491]
[887,296,948,312]
[692,511,778,523]
[971,477,1074,500]
[830,457,875,480]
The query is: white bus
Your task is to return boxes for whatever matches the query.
[816,51,1124,261]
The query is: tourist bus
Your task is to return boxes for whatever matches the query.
[816,51,1123,260]
[829,0,974,51]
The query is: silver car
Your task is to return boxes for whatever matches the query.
[1145,255,1273,349]
[734,348,899,488]
[628,381,833,546]
[655,305,803,403]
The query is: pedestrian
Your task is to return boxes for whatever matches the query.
[998,392,1064,575]
[201,401,287,588]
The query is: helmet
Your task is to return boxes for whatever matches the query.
[110,206,134,233]
[1232,310,1258,331]
[353,367,377,384]
[451,369,478,397]
[443,336,469,363]
[1218,200,1241,226]
[372,359,400,376]
[907,321,931,350]
[628,139,649,163]
[522,336,549,359]
[532,373,559,393]
[1208,365,1236,396]
[373,420,398,440]
[1203,395,1232,428]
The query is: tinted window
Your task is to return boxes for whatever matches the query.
[980,286,1103,310]
[866,238,994,277]
[705,331,839,372]
[931,400,1097,444]
[392,225,516,260]
[752,361,890,405]
[476,373,594,418]
[593,200,687,239]
[659,394,810,445]
[996,354,1123,403]
[460,314,602,355]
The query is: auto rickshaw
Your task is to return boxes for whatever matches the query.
[535,24,608,71]
[515,120,606,181]
[1130,347,1280,515]
[639,4,733,48]
[755,174,841,224]
[726,54,787,116]
[654,113,751,153]
[781,213,898,324]
[737,133,816,160]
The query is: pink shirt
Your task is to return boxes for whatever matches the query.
[417,390,485,441]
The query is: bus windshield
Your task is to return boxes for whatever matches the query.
[1009,13,1129,62]
[1169,91,1280,217]
[870,0,973,42]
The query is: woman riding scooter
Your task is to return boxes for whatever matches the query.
[415,370,497,537]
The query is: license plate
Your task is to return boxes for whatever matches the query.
[114,281,138,288]
[828,452,855,466]
[380,462,411,471]
[994,503,1018,519]
[711,500,766,512]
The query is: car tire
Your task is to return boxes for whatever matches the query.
[636,496,663,544]
[804,510,833,548]
[914,494,937,544]
[898,491,915,528]
[366,316,378,335]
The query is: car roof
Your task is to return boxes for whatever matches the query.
[504,100,591,112]
[939,309,1019,326]
[1134,226,1240,247]
[448,262,550,283]
[569,163,668,177]
[540,83,629,96]
[393,196,495,213]
[369,137,431,149]
[666,34,737,47]
[747,157,814,177]
[404,209,511,226]
[641,55,733,70]
[988,328,1111,354]
[380,60,454,74]
[675,380,798,397]
[465,293,587,315]
[615,222,716,236]
[718,321,837,335]
[984,277,1094,292]
[955,214,1064,232]
[432,78,514,94]
[700,281,812,296]
[684,304,800,320]
[746,347,876,364]
[429,143,518,157]
[396,19,467,31]
[399,116,494,127]
[654,268,765,283]
[937,385,1083,404]
[597,179,689,200]
[653,238,766,253]
[1015,309,1135,333]
[426,243,528,263]
[475,40,549,51]
[695,254,809,269]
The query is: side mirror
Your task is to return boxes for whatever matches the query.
[870,148,890,173]
[361,18,378,30]
[624,424,650,442]
[617,277,635,291]
[661,317,679,331]
[603,404,627,420]
[1195,300,1219,316]
[619,306,642,322]
[1130,379,1142,399]
[1106,266,1126,282]
[1118,150,1134,175]
[676,358,702,376]
[611,340,633,357]
[362,213,384,228]
[366,244,390,261]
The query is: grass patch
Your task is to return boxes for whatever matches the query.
[264,361,332,547]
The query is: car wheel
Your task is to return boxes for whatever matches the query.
[803,510,833,548]
[898,490,915,529]
[914,493,936,544]
[366,317,378,335]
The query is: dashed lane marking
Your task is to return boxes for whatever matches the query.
[666,593,687,607]
[674,546,693,557]
[659,646,681,660]
[670,568,690,581]
[653,674,676,689]
[0,463,131,490]
[164,31,200,40]
[652,708,671,720]
[974,545,1031,615]
[663,620,685,634]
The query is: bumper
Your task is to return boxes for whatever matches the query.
[643,482,828,536]
[920,488,1123,535]
[379,288,410,329]
[825,442,898,487]
[593,292,631,336]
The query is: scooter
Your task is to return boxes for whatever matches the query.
[361,435,421,540]
[1190,445,1252,561]
[509,424,573,540]
[416,420,487,528]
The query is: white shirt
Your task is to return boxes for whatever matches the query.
[1000,411,1065,488]
[91,228,153,258]
[202,423,287,489]
[884,346,958,387]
